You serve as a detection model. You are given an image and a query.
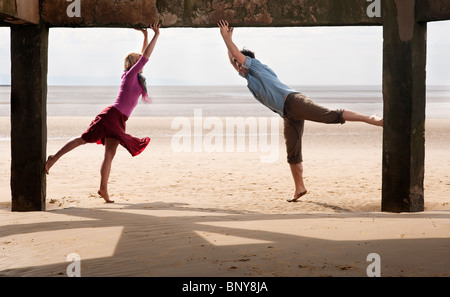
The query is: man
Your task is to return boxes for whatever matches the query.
[218,20,383,202]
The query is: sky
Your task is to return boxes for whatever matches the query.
[0,21,449,86]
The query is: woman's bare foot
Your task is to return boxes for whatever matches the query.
[45,155,55,174]
[98,190,114,203]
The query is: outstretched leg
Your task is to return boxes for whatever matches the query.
[98,138,120,203]
[45,136,87,174]
[282,93,383,203]
[343,110,383,127]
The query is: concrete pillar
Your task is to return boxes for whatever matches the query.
[10,24,48,211]
[382,0,427,212]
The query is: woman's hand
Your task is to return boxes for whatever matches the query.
[141,21,161,59]
[149,22,160,35]
[134,27,148,38]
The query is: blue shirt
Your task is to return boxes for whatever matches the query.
[242,57,297,116]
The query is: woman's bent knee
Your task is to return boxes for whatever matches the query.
[76,136,88,145]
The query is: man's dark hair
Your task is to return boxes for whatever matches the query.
[240,48,255,58]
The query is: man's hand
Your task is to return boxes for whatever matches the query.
[218,20,233,40]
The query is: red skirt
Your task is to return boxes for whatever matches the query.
[81,105,150,156]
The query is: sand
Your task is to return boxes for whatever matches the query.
[0,116,449,277]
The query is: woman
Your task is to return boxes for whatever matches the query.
[45,22,161,203]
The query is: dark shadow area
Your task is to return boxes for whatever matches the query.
[299,200,352,212]
[1,202,449,277]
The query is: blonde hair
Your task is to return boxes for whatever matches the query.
[124,52,142,70]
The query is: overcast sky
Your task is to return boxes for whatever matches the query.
[0,21,449,86]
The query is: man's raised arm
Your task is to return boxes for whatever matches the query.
[218,20,246,66]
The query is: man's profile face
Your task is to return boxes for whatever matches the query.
[233,58,248,76]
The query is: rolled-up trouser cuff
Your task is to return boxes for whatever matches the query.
[287,156,302,164]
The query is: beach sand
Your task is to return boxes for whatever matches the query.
[0,116,449,277]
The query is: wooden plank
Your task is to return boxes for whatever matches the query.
[10,24,48,211]
[417,0,450,22]
[382,0,426,212]
[41,0,383,27]
[0,0,39,25]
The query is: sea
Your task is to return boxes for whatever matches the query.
[0,85,449,119]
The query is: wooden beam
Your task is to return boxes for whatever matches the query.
[10,24,48,211]
[0,0,39,25]
[41,0,383,28]
[382,0,426,212]
[417,0,450,22]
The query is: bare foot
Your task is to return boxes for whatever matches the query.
[287,190,308,203]
[98,190,114,203]
[369,114,383,127]
[45,155,55,174]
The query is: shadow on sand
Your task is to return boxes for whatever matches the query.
[0,201,449,277]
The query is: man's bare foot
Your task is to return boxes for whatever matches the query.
[287,190,308,203]
[45,155,55,174]
[98,190,114,203]
[369,114,383,127]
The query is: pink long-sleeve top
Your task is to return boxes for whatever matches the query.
[113,56,149,118]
